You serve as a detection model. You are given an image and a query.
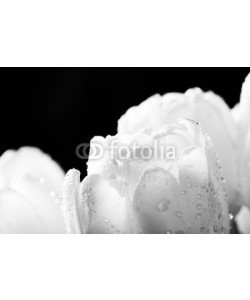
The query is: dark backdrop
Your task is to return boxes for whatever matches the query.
[0,68,249,176]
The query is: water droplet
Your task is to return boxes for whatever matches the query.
[229,213,233,220]
[122,178,128,185]
[197,194,201,199]
[196,213,202,220]
[158,199,171,212]
[175,211,182,217]
[166,230,172,234]
[104,218,109,223]
[218,213,224,222]
[196,203,202,209]
[187,183,191,188]
[221,177,226,184]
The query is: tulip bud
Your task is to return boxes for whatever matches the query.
[118,88,238,210]
[0,147,66,233]
[61,119,230,234]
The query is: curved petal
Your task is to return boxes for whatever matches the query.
[133,167,181,233]
[234,74,250,208]
[179,146,229,233]
[133,145,230,234]
[0,147,64,195]
[60,169,88,233]
[14,175,66,233]
[236,73,250,139]
[0,189,46,233]
[0,185,65,233]
[82,174,129,234]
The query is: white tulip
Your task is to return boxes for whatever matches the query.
[232,74,250,209]
[118,88,239,211]
[61,119,230,234]
[0,147,66,233]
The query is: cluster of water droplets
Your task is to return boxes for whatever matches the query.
[59,170,83,233]
[131,123,230,234]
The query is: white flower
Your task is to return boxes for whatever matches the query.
[61,119,230,234]
[118,88,239,211]
[0,147,66,233]
[232,74,250,209]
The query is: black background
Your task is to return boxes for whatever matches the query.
[0,68,249,176]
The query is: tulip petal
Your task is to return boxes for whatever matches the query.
[60,169,88,233]
[133,167,182,233]
[82,174,129,234]
[237,73,250,139]
[179,146,229,233]
[0,185,65,233]
[0,189,47,233]
[12,175,66,233]
[0,147,64,195]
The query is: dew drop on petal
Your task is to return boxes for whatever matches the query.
[196,213,202,220]
[157,199,171,212]
[175,211,182,218]
[218,213,224,222]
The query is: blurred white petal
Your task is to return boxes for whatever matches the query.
[0,147,65,233]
